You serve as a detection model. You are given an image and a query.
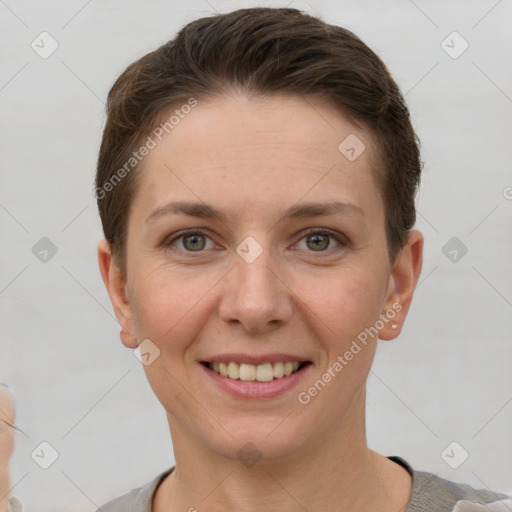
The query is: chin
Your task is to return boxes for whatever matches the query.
[206,419,315,466]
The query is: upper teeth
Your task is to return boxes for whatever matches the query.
[210,361,301,381]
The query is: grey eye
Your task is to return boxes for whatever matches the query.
[182,233,207,251]
[306,233,331,251]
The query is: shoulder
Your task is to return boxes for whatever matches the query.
[388,456,511,512]
[409,468,511,511]
[95,468,173,512]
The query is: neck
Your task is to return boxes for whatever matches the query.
[153,389,412,512]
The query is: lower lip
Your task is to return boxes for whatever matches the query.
[200,363,312,399]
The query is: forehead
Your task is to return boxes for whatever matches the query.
[132,92,383,222]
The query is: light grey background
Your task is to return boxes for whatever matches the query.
[1,0,511,510]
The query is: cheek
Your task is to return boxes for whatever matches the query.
[129,268,212,350]
[299,265,386,343]
[296,271,383,408]
[128,244,388,352]
[131,272,208,403]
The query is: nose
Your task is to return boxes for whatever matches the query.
[218,248,293,334]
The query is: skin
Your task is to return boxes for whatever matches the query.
[0,385,15,512]
[98,91,423,511]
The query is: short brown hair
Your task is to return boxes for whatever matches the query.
[96,7,422,272]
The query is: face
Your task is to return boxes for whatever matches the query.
[100,92,422,463]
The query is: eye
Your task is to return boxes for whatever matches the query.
[163,228,349,255]
[163,230,216,253]
[295,228,347,253]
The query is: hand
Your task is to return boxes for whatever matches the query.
[0,384,16,512]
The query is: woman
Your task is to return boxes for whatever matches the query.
[92,6,510,512]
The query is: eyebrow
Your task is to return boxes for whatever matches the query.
[146,200,364,224]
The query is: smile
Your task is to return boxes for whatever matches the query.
[202,361,311,382]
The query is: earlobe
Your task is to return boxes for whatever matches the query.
[379,230,424,341]
[97,239,138,349]
[120,328,138,349]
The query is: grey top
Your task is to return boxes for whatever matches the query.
[96,456,511,512]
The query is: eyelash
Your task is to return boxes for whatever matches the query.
[163,228,349,256]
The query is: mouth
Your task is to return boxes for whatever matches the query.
[200,360,312,382]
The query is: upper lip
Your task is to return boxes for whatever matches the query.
[201,353,310,365]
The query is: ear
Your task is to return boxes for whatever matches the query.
[97,238,138,349]
[379,229,423,340]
